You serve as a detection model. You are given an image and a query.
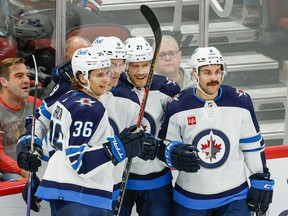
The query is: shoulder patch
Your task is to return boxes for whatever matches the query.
[75,98,96,107]
[236,89,247,97]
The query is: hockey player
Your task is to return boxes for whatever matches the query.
[92,36,160,210]
[18,47,146,215]
[92,36,127,92]
[112,36,181,216]
[158,46,274,215]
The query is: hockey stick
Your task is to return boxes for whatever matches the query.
[114,5,162,216]
[26,55,39,216]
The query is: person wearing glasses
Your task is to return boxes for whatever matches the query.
[155,35,194,89]
[158,46,274,215]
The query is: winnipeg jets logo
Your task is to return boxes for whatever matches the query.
[140,112,156,136]
[236,89,247,97]
[167,79,176,85]
[201,131,222,162]
[75,98,95,107]
[193,129,230,168]
[172,94,179,102]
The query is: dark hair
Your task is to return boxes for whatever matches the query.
[0,57,25,83]
[71,71,91,91]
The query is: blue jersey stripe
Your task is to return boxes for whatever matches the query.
[242,146,265,152]
[36,185,112,210]
[173,187,248,210]
[126,171,172,190]
[240,133,262,143]
[39,102,51,120]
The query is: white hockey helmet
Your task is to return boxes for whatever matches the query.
[91,36,127,59]
[124,37,153,62]
[72,47,111,80]
[191,46,227,75]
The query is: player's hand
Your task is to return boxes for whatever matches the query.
[247,172,274,214]
[138,133,160,160]
[17,134,43,172]
[165,142,200,173]
[103,125,145,165]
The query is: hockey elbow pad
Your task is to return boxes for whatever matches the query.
[17,133,43,172]
[247,172,275,214]
[165,141,200,173]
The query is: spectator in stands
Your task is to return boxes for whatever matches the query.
[155,35,194,89]
[242,0,261,27]
[42,35,91,97]
[0,57,41,181]
[65,36,92,60]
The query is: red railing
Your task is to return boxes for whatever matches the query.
[0,178,28,197]
[0,145,287,197]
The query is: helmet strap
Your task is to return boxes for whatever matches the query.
[76,74,99,99]
[194,74,220,99]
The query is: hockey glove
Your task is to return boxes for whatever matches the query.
[22,173,42,212]
[138,133,160,161]
[52,59,73,83]
[165,142,200,173]
[17,134,43,172]
[103,125,145,165]
[247,172,274,214]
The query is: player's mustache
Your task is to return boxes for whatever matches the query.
[207,81,220,86]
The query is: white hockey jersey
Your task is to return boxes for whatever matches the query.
[36,90,115,210]
[98,91,139,201]
[112,73,181,191]
[36,80,72,140]
[158,85,269,210]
